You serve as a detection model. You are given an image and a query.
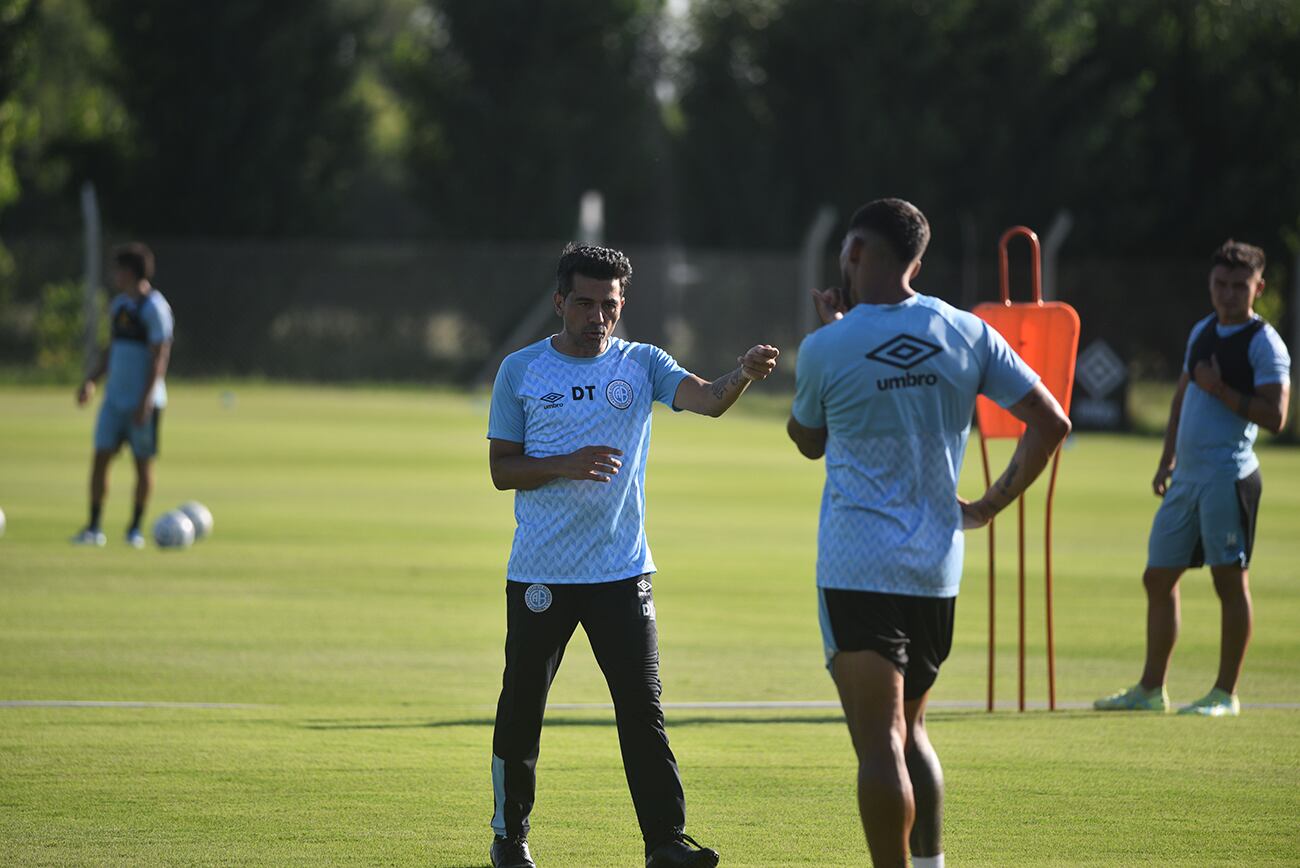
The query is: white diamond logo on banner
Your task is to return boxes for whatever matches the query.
[1076,340,1126,399]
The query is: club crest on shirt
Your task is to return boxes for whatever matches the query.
[524,583,552,613]
[606,379,634,409]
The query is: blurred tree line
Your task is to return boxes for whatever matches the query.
[1,0,1298,261]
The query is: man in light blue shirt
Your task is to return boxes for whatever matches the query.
[787,199,1071,868]
[1095,240,1290,717]
[73,242,174,548]
[485,242,779,868]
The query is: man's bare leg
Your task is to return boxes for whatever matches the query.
[833,650,912,867]
[131,454,154,532]
[89,449,113,529]
[1209,565,1252,695]
[1139,566,1184,689]
[904,692,942,860]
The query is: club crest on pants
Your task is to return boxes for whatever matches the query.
[524,583,552,613]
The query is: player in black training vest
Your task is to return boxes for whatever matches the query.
[1095,240,1290,716]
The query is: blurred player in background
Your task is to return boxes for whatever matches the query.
[787,199,1070,867]
[485,242,778,868]
[1095,240,1290,717]
[73,242,174,548]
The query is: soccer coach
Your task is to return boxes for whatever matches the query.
[485,242,779,868]
[787,199,1071,867]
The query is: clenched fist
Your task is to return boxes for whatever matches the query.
[738,345,780,382]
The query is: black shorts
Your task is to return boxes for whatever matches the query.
[819,588,956,700]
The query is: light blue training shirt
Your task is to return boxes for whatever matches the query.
[487,336,690,583]
[792,295,1040,597]
[105,290,174,410]
[1174,314,1290,482]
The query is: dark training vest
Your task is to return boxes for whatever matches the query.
[1186,317,1264,397]
[111,300,149,344]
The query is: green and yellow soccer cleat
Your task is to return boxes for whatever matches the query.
[1177,688,1240,717]
[1093,684,1169,712]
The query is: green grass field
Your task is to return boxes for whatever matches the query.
[2,384,1298,866]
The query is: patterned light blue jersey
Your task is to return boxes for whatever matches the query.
[487,336,690,583]
[105,290,174,410]
[1175,315,1290,482]
[792,295,1039,597]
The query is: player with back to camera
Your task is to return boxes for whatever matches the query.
[485,243,779,868]
[1095,240,1290,717]
[786,199,1071,867]
[73,242,174,548]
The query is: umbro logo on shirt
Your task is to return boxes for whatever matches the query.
[877,371,939,391]
[540,392,565,408]
[867,334,943,392]
[866,334,942,370]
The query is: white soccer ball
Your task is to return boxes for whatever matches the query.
[177,501,214,541]
[153,510,195,549]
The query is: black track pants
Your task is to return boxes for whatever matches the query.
[489,575,686,848]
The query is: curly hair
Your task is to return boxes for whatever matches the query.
[112,242,155,281]
[847,199,931,264]
[1211,239,1265,275]
[555,242,632,297]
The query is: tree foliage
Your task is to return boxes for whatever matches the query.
[85,0,372,236]
[675,0,1300,256]
[2,0,1298,257]
[389,0,670,241]
[0,0,39,212]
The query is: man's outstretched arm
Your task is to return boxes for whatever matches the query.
[960,382,1072,529]
[672,344,779,417]
[488,438,623,491]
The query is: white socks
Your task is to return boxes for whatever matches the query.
[912,855,944,868]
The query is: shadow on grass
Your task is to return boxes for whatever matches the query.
[300,708,1121,731]
[302,713,849,730]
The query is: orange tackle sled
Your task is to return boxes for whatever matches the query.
[974,227,1080,711]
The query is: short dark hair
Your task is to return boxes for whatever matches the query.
[1211,239,1265,275]
[847,198,931,264]
[112,242,155,281]
[555,242,632,297]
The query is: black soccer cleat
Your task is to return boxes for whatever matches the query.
[645,833,720,868]
[490,834,536,868]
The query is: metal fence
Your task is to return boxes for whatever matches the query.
[0,235,1279,390]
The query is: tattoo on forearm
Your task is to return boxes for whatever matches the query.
[1237,393,1251,417]
[995,460,1020,501]
[711,368,744,400]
